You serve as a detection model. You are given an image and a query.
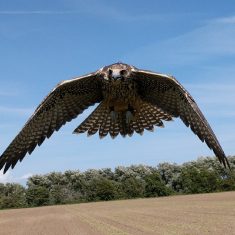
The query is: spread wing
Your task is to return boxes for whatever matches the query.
[0,72,102,173]
[132,68,230,168]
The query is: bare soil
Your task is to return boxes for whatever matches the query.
[1,191,235,235]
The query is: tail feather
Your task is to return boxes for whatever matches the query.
[118,113,127,137]
[87,106,107,136]
[127,123,134,137]
[73,101,173,138]
[109,121,120,139]
[131,120,143,135]
[110,114,128,138]
[132,112,144,135]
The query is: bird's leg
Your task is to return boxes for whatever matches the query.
[109,106,118,123]
[125,111,133,124]
[125,105,134,124]
[110,111,118,122]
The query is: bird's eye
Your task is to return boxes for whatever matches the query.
[120,70,127,76]
[108,69,112,76]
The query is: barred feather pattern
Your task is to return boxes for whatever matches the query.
[0,74,102,173]
[133,70,230,168]
[0,63,230,174]
[73,101,173,138]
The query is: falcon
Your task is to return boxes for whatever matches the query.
[0,62,230,173]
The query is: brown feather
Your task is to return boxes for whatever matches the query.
[0,73,102,173]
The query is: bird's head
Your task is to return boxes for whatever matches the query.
[99,62,135,82]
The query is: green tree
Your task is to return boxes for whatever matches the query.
[219,171,235,191]
[0,183,27,209]
[158,162,181,191]
[121,177,145,199]
[86,177,119,201]
[178,165,221,194]
[26,186,50,206]
[144,173,172,197]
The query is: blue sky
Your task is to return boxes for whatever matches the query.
[0,0,235,184]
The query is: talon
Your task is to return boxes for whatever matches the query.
[126,111,133,124]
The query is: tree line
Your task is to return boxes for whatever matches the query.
[0,156,235,209]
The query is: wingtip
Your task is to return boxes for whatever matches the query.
[224,157,231,170]
[3,167,8,174]
[3,161,12,174]
[218,153,231,170]
[0,157,7,174]
[99,134,105,139]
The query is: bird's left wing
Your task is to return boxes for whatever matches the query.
[132,68,230,168]
[0,72,102,173]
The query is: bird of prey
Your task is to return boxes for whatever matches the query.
[0,62,230,173]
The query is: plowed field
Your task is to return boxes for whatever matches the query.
[1,191,235,235]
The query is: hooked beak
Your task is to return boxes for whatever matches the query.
[111,69,122,80]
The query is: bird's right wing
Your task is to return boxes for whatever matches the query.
[0,72,102,173]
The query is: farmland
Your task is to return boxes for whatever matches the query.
[1,191,235,235]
